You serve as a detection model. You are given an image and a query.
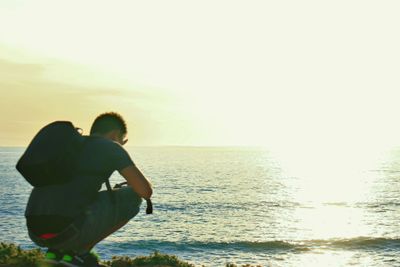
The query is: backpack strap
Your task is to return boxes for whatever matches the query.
[105,179,115,204]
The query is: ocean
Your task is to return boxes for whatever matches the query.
[0,146,399,266]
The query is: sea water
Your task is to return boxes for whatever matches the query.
[0,146,399,266]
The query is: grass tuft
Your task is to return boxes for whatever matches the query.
[105,251,195,267]
[0,242,43,267]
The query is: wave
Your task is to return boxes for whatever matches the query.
[298,237,400,251]
[105,237,400,253]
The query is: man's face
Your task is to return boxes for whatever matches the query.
[117,131,128,146]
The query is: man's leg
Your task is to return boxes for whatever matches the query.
[54,186,142,254]
[82,219,129,252]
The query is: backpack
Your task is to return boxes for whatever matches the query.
[16,121,85,187]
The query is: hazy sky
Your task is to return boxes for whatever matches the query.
[1,1,399,151]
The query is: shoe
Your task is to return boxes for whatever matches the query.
[59,251,101,267]
[40,249,63,266]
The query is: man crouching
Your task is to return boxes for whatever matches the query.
[25,112,153,267]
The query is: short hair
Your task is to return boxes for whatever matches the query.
[90,112,127,136]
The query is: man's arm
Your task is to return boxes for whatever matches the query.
[119,165,153,199]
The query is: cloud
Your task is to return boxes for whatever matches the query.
[0,58,165,146]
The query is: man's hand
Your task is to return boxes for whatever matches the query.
[114,181,153,214]
[119,165,153,200]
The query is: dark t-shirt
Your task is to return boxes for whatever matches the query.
[25,136,134,235]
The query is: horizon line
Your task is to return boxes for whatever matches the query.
[0,144,269,149]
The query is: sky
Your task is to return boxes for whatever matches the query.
[0,0,400,152]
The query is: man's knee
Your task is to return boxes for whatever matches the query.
[115,187,142,219]
[118,186,142,203]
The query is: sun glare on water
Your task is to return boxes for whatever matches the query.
[270,145,385,239]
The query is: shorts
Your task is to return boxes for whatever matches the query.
[29,186,142,253]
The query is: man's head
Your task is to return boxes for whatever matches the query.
[90,112,128,145]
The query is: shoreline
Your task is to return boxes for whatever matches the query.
[0,242,261,267]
